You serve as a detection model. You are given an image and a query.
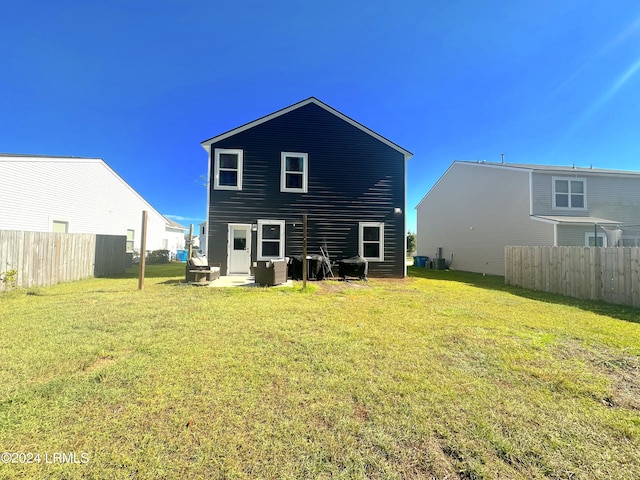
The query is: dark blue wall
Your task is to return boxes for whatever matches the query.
[207,102,406,277]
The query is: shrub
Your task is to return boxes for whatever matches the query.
[1,268,17,290]
[146,250,171,264]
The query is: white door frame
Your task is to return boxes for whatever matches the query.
[227,223,252,275]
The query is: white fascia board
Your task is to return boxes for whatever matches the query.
[530,215,559,224]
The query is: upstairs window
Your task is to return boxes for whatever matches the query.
[257,220,285,260]
[359,222,384,262]
[281,152,308,193]
[553,177,586,209]
[214,148,243,190]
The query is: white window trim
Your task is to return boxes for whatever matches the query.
[359,222,384,262]
[126,229,135,252]
[214,148,243,191]
[552,176,587,210]
[257,219,285,260]
[585,232,607,247]
[280,152,308,193]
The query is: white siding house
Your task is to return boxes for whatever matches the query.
[416,161,640,276]
[0,154,185,256]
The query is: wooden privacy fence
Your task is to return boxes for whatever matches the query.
[505,246,640,308]
[0,230,126,291]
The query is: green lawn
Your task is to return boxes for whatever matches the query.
[1,264,639,479]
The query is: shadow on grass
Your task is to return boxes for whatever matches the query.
[408,266,640,324]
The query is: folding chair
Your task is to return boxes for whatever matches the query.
[320,246,335,278]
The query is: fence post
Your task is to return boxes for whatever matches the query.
[138,211,148,290]
[303,214,307,289]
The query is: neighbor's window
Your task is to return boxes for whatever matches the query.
[257,220,285,260]
[585,232,606,247]
[281,152,308,193]
[214,148,243,190]
[359,222,384,262]
[553,177,586,209]
[126,229,135,252]
[52,220,68,233]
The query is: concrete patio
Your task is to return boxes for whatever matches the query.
[207,275,294,288]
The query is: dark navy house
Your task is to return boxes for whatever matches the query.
[200,97,412,278]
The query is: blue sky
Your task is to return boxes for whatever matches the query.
[2,1,640,232]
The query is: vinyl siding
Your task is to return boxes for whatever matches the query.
[557,225,593,246]
[416,162,554,276]
[532,171,640,223]
[0,156,180,252]
[207,103,406,277]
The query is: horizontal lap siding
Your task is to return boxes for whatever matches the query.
[208,103,405,277]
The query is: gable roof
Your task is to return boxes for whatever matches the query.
[200,97,413,160]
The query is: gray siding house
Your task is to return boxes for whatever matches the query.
[416,161,640,275]
[201,97,412,278]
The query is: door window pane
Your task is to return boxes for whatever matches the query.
[233,230,247,250]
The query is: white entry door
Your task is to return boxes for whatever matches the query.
[228,224,251,274]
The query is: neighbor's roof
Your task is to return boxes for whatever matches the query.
[456,160,640,176]
[165,218,187,230]
[200,97,413,160]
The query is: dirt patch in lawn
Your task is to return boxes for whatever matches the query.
[557,340,640,410]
